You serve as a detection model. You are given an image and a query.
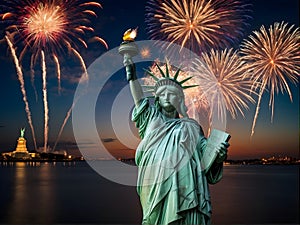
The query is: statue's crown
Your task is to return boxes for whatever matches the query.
[143,62,198,94]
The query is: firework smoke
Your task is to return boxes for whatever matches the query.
[30,55,38,102]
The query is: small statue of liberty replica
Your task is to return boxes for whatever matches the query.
[119,30,230,225]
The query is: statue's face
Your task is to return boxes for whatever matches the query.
[156,85,182,112]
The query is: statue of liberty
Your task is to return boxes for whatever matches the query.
[119,36,230,225]
[20,128,25,138]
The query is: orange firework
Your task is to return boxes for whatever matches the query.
[240,21,300,136]
[1,0,107,80]
[140,46,151,59]
[1,0,108,152]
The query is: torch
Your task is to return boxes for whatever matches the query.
[118,28,138,57]
[118,28,139,82]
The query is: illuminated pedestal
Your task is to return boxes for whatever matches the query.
[15,137,28,152]
[12,137,30,159]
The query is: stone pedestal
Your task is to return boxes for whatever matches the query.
[15,137,28,152]
[13,137,30,159]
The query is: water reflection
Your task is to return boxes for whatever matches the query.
[5,162,56,224]
[0,163,298,224]
[210,165,299,224]
[9,162,27,223]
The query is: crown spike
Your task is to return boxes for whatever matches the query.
[146,61,197,95]
[179,76,194,84]
[165,63,169,78]
[182,84,199,89]
[173,67,181,81]
[143,68,159,81]
[155,62,166,78]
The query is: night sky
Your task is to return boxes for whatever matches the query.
[0,0,299,160]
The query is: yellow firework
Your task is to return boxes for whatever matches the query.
[192,48,255,125]
[146,0,251,53]
[240,21,300,136]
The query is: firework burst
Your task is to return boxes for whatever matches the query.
[240,21,300,136]
[1,0,108,151]
[145,0,251,53]
[1,0,108,56]
[140,46,151,59]
[191,48,255,128]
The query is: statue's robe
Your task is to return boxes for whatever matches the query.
[133,98,223,225]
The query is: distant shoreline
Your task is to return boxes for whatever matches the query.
[0,158,83,163]
[0,157,299,165]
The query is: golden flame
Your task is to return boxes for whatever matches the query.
[123,28,137,41]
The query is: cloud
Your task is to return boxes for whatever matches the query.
[101,138,117,143]
[48,141,79,150]
[54,141,78,147]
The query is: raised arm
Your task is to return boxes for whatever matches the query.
[123,53,144,106]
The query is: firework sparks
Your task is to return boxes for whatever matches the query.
[5,34,37,150]
[191,48,255,127]
[142,60,209,120]
[52,54,61,94]
[240,21,300,137]
[71,48,88,80]
[90,36,109,50]
[53,96,81,152]
[1,0,107,84]
[140,46,151,59]
[1,0,107,151]
[51,48,90,150]
[41,50,49,152]
[146,0,251,53]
